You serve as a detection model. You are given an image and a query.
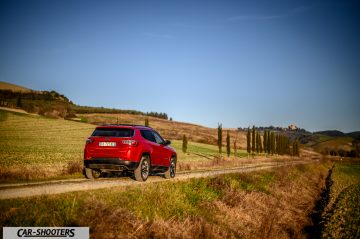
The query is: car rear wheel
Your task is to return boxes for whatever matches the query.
[84,168,101,179]
[134,156,150,182]
[164,157,176,179]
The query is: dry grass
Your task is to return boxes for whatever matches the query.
[0,160,83,181]
[312,137,354,154]
[0,162,331,239]
[177,155,290,172]
[80,162,330,239]
[65,160,83,175]
[76,113,247,147]
[0,81,31,92]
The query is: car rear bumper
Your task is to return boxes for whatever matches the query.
[84,158,139,171]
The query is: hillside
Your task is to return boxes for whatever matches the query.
[0,109,250,181]
[314,130,345,137]
[0,81,247,147]
[0,81,31,92]
[0,81,168,120]
[76,113,247,148]
[1,81,358,156]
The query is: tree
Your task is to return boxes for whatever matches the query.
[293,140,300,156]
[234,140,237,157]
[182,135,188,153]
[259,133,263,154]
[256,131,259,153]
[145,117,149,127]
[252,126,256,153]
[226,131,231,157]
[217,123,223,154]
[270,132,275,155]
[267,131,271,154]
[276,134,280,154]
[247,128,251,155]
[263,131,267,154]
[16,97,22,108]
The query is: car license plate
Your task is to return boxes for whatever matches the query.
[99,142,116,147]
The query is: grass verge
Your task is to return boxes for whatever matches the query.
[1,162,330,238]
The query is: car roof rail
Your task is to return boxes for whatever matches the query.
[98,124,153,128]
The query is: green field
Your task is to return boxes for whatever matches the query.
[322,162,360,238]
[171,139,248,161]
[0,110,95,167]
[0,109,248,181]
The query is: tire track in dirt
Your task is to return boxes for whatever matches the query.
[0,160,313,200]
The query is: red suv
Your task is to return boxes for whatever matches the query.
[83,124,177,181]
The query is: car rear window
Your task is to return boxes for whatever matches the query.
[140,130,156,142]
[92,128,134,137]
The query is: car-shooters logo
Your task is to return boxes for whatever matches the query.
[3,227,89,239]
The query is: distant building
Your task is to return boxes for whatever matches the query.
[288,124,297,130]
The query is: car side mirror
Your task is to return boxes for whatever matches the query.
[164,140,171,145]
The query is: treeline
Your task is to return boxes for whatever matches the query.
[0,89,169,120]
[238,126,308,133]
[74,106,168,119]
[72,105,144,115]
[246,126,300,156]
[0,89,71,104]
[0,89,73,118]
[146,112,168,120]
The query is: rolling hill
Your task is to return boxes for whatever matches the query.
[0,81,247,147]
[0,81,31,92]
[1,81,358,156]
[76,112,247,147]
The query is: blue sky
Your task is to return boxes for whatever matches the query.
[1,0,359,132]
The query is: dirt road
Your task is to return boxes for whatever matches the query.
[0,160,312,200]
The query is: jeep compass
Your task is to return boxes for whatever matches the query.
[83,125,177,181]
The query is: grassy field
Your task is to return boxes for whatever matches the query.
[0,162,330,238]
[76,113,247,148]
[0,81,31,92]
[321,162,360,238]
[171,139,248,162]
[0,109,251,181]
[0,109,95,180]
[311,137,354,154]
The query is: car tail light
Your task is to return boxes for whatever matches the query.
[86,138,94,145]
[122,140,138,146]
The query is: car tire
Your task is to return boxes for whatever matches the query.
[164,157,176,179]
[84,167,101,179]
[134,156,150,182]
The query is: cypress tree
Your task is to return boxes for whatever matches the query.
[247,128,251,155]
[226,131,231,157]
[16,97,22,108]
[263,131,267,154]
[217,123,223,154]
[293,140,300,156]
[145,117,149,127]
[259,133,263,154]
[276,134,280,154]
[252,126,256,153]
[233,140,237,157]
[270,132,275,155]
[256,131,259,153]
[285,136,290,155]
[182,135,188,153]
[267,131,271,154]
